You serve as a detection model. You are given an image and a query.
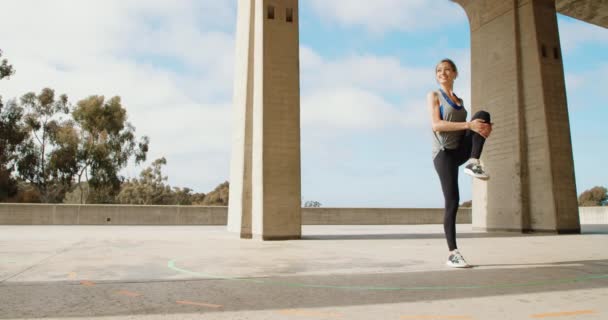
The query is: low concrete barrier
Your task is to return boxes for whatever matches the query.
[0,204,227,225]
[0,204,605,225]
[302,207,470,225]
[579,207,608,224]
[0,204,469,225]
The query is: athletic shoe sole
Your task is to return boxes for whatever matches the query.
[446,262,472,268]
[464,168,489,180]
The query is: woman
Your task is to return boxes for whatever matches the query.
[427,58,492,268]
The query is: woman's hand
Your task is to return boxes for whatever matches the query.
[468,119,492,138]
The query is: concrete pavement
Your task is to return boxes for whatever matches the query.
[1,224,607,319]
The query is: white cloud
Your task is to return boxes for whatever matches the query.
[558,16,608,54]
[302,87,428,130]
[301,51,432,94]
[564,63,608,110]
[303,87,397,129]
[299,46,471,132]
[0,0,236,193]
[308,0,466,34]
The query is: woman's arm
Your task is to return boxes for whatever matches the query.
[427,91,468,132]
[427,91,491,138]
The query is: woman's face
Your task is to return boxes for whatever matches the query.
[436,62,457,85]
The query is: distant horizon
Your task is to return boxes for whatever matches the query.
[1,1,606,207]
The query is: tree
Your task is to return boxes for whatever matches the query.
[202,181,229,206]
[578,186,608,207]
[303,200,322,208]
[116,157,205,205]
[0,49,15,80]
[63,181,89,204]
[0,101,30,200]
[16,88,74,202]
[188,190,206,205]
[116,157,174,205]
[72,95,149,203]
[460,200,472,207]
[0,51,25,201]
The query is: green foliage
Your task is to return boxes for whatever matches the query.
[7,182,41,203]
[303,200,322,208]
[2,88,148,204]
[460,200,472,207]
[201,181,229,206]
[16,88,73,202]
[0,100,29,201]
[578,186,608,207]
[72,95,149,203]
[0,51,22,201]
[116,157,205,205]
[63,182,89,204]
[0,49,15,80]
[117,157,173,205]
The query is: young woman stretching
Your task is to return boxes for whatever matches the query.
[428,58,492,268]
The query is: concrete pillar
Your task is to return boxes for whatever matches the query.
[454,0,580,233]
[228,0,302,240]
[227,0,255,238]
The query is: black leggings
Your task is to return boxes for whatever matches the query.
[433,110,491,251]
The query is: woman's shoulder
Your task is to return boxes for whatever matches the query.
[427,90,439,100]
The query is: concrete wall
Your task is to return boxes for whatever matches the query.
[302,208,471,225]
[0,204,228,225]
[579,207,608,224]
[2,204,604,226]
[0,204,468,225]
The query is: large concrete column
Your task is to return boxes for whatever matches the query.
[228,0,302,240]
[454,0,580,233]
[227,0,255,238]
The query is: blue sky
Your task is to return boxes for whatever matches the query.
[1,1,606,207]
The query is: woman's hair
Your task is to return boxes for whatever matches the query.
[436,58,458,74]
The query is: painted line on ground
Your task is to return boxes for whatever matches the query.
[278,309,343,318]
[530,310,596,318]
[400,316,473,320]
[80,280,95,287]
[116,290,142,297]
[176,300,223,309]
[168,259,608,292]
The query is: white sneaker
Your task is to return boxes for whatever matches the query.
[464,162,489,180]
[446,250,471,268]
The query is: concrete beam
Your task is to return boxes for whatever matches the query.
[556,0,608,28]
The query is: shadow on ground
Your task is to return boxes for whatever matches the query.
[1,259,607,319]
[302,232,538,240]
[582,224,608,234]
[303,224,608,240]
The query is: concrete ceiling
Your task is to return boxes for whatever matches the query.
[556,0,608,28]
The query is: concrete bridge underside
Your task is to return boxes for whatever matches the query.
[556,0,608,28]
[228,0,607,240]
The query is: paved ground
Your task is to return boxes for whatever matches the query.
[0,224,607,320]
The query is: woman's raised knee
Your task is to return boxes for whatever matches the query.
[472,110,491,123]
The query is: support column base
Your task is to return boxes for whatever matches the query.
[258,235,301,241]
